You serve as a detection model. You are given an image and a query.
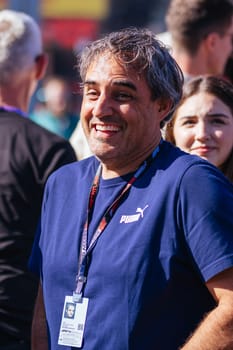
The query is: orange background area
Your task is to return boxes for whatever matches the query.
[40,0,109,47]
[0,0,110,48]
[0,0,7,9]
[41,0,109,19]
[40,0,109,48]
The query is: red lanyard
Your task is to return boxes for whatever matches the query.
[73,141,161,302]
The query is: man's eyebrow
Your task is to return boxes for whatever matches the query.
[83,79,137,91]
[83,80,96,86]
[113,80,137,91]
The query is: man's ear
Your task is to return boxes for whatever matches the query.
[157,97,173,122]
[34,53,48,80]
[204,32,219,52]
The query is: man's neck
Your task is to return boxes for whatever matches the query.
[100,138,162,180]
[0,90,28,113]
[173,47,210,77]
[0,75,33,113]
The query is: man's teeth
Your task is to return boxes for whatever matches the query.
[96,125,119,131]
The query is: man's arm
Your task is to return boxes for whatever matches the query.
[31,283,48,350]
[180,267,233,349]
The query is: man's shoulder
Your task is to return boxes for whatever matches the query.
[48,156,98,184]
[1,110,58,137]
[5,111,75,148]
[159,140,205,168]
[158,140,224,183]
[0,110,77,172]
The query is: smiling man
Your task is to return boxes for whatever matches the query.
[30,28,233,350]
[80,54,165,177]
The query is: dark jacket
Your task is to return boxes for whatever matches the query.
[0,110,77,344]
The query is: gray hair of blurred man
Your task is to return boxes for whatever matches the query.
[0,9,43,84]
[78,27,184,127]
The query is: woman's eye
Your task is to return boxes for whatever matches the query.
[181,119,196,126]
[211,118,225,125]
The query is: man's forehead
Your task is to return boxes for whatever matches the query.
[84,53,144,84]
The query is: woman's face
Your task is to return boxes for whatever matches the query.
[173,92,233,167]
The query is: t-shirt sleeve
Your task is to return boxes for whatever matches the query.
[178,162,233,282]
[28,180,50,277]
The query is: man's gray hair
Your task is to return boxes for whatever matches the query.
[0,10,42,84]
[78,27,184,126]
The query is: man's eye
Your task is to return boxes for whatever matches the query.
[85,90,98,99]
[86,90,97,95]
[115,92,132,101]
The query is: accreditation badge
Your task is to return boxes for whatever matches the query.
[58,295,89,348]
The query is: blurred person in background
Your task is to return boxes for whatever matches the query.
[165,0,233,81]
[30,75,79,139]
[166,75,233,182]
[100,0,165,33]
[0,9,76,350]
[224,54,233,84]
[69,119,92,159]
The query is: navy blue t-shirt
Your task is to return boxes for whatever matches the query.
[30,141,233,350]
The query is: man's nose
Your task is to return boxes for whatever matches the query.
[93,93,113,118]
